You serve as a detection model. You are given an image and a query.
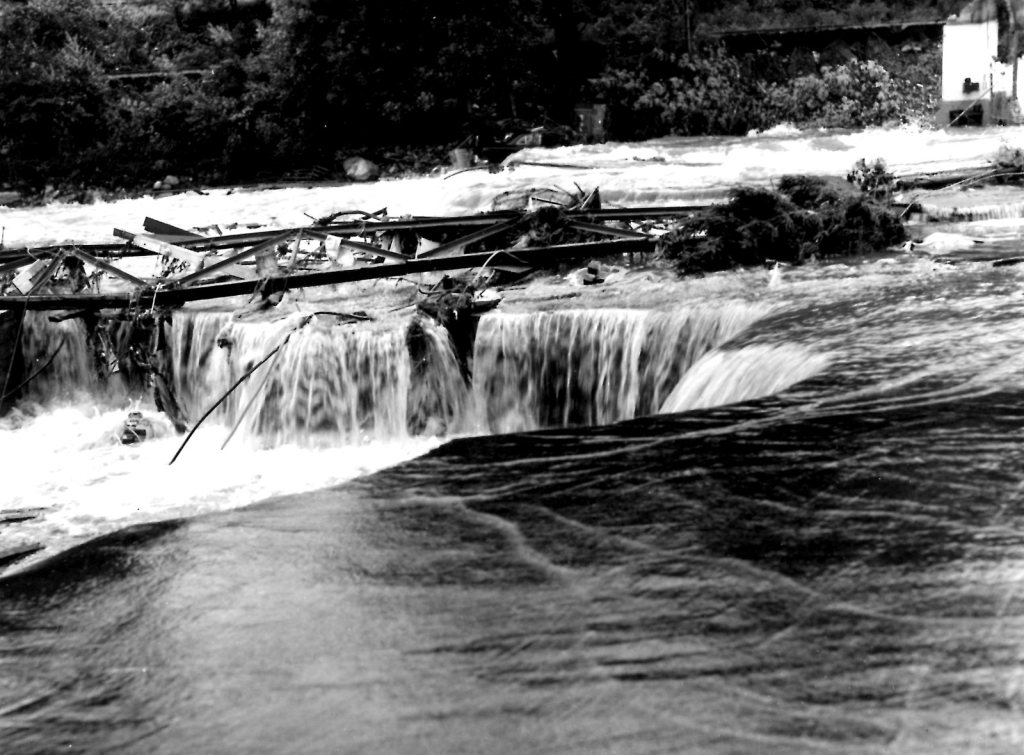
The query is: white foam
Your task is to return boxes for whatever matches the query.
[4,125,1024,248]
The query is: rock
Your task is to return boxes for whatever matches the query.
[342,157,380,182]
[582,259,606,285]
[163,174,181,188]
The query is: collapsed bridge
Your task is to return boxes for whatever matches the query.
[0,196,706,424]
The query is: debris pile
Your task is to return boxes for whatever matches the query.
[0,197,670,419]
[657,175,906,274]
[846,158,896,200]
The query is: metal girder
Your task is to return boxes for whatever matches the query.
[0,238,655,311]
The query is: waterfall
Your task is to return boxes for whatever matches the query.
[12,300,818,445]
[166,303,772,444]
[916,200,1024,223]
[169,312,466,447]
[16,312,101,404]
[468,303,769,434]
[659,343,832,413]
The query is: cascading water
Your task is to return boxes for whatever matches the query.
[160,302,790,445]
[469,303,771,433]
[918,199,1024,223]
[17,312,102,405]
[8,300,815,449]
[168,311,467,446]
[660,343,832,413]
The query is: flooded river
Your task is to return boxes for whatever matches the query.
[2,125,1024,753]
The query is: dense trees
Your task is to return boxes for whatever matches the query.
[0,0,953,193]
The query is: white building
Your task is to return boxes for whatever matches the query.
[938,0,1024,125]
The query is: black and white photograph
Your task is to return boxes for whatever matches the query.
[1,0,1023,752]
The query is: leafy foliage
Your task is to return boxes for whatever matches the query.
[658,176,906,274]
[587,47,772,138]
[590,48,940,141]
[251,0,553,162]
[0,0,945,192]
[766,60,902,128]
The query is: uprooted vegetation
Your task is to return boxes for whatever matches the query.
[657,175,906,274]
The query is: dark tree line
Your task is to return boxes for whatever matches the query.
[0,0,955,193]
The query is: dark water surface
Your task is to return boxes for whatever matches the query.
[3,258,1024,753]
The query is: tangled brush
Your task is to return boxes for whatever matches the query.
[658,175,905,275]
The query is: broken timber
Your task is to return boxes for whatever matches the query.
[0,201,697,312]
[0,206,704,261]
[0,239,653,311]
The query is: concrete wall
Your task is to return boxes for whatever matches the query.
[938,18,1024,125]
[941,20,996,101]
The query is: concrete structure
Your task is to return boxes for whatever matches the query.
[938,0,1024,126]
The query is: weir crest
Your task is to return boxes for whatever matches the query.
[11,301,833,444]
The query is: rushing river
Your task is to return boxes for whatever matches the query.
[2,125,1024,753]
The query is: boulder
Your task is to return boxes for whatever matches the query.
[342,157,380,182]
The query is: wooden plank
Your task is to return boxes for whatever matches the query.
[143,217,203,240]
[143,217,201,237]
[0,238,655,311]
[115,229,208,266]
[12,254,65,295]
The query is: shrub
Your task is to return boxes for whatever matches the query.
[658,176,906,274]
[766,59,902,128]
[589,45,939,142]
[0,1,115,187]
[588,47,773,139]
